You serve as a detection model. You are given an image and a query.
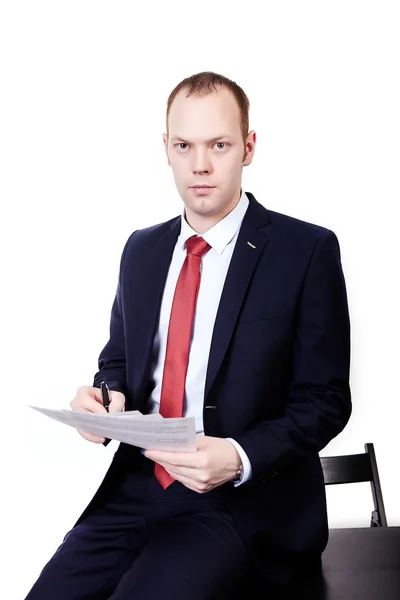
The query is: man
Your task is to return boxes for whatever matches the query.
[26,71,351,599]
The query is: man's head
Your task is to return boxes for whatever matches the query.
[163,72,256,232]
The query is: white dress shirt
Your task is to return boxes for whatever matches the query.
[144,188,252,485]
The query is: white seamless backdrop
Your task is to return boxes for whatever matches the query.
[1,2,399,598]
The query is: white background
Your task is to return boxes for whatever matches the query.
[1,1,399,598]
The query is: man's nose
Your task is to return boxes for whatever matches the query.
[192,148,212,174]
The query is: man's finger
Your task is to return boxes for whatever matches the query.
[108,392,125,413]
[145,450,199,466]
[155,461,208,482]
[73,398,108,414]
[78,430,106,444]
[169,472,211,494]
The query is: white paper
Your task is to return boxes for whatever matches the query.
[29,406,197,452]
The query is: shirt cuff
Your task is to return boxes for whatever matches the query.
[225,438,252,486]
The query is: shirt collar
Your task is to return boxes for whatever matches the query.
[178,189,249,255]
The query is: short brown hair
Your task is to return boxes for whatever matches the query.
[166,71,250,150]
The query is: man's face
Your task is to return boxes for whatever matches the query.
[163,87,256,227]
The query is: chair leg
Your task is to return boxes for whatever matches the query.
[370,509,381,527]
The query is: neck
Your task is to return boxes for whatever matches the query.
[184,191,241,234]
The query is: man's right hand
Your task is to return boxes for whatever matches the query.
[70,385,126,444]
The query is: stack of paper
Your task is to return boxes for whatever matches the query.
[30,406,197,452]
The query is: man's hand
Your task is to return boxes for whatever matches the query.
[70,385,125,443]
[144,435,242,493]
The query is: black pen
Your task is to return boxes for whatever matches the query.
[100,381,110,412]
[100,381,111,446]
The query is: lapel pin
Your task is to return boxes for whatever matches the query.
[247,241,256,249]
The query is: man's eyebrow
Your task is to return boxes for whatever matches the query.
[170,135,233,143]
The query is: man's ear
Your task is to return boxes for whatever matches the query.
[162,133,171,166]
[243,130,257,167]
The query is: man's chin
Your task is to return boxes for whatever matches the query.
[185,202,219,218]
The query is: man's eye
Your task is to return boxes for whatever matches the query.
[177,143,188,150]
[215,142,226,150]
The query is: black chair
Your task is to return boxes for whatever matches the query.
[320,442,387,527]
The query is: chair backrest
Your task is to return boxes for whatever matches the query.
[320,443,387,527]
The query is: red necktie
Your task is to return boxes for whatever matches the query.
[154,235,211,489]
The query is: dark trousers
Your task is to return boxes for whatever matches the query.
[25,450,256,600]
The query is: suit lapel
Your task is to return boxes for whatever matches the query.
[204,195,270,399]
[132,217,180,395]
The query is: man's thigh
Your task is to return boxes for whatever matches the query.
[25,453,152,599]
[25,520,146,600]
[110,510,255,600]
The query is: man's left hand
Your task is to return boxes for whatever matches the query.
[144,435,242,493]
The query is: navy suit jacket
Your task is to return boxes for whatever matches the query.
[80,192,351,584]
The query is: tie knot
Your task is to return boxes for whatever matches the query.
[185,236,211,258]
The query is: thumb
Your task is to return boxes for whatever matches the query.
[108,391,126,413]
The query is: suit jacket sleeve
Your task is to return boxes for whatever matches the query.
[233,229,352,481]
[92,232,136,396]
